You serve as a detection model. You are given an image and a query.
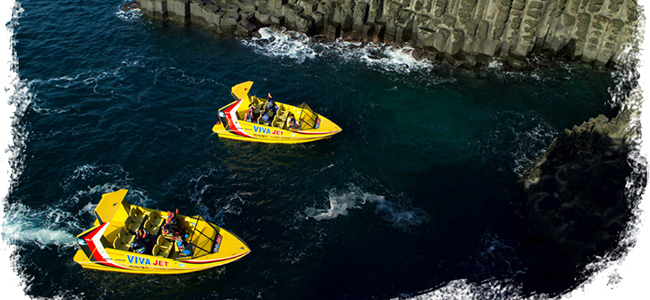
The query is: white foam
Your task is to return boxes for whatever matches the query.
[487,59,504,70]
[243,27,317,64]
[2,203,80,249]
[243,27,433,74]
[115,5,142,22]
[306,185,426,228]
[356,43,434,74]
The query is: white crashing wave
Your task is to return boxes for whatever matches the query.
[2,202,78,249]
[243,27,433,74]
[355,42,434,74]
[242,27,318,64]
[305,184,426,228]
[115,3,142,22]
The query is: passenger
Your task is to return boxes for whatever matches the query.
[137,227,155,244]
[260,111,271,125]
[288,113,300,130]
[166,209,178,227]
[131,227,155,253]
[174,234,192,257]
[245,109,253,123]
[265,93,278,116]
[161,225,173,238]
[163,209,184,237]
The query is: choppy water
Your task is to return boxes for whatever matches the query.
[4,1,626,299]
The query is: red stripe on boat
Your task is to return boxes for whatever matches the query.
[223,99,254,138]
[293,130,340,135]
[183,252,249,264]
[85,222,130,270]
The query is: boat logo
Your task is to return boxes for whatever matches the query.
[213,234,223,253]
[253,126,283,136]
[127,254,168,267]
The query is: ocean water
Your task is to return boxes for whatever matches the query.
[4,1,626,299]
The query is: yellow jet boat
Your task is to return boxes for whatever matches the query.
[73,189,250,274]
[212,81,342,143]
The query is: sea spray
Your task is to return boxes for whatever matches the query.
[2,202,78,249]
[243,27,318,64]
[243,27,433,74]
[115,3,142,22]
[306,184,426,228]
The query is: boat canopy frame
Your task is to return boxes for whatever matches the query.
[184,215,220,259]
[296,103,320,130]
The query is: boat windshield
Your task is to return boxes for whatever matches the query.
[183,215,221,259]
[296,103,320,130]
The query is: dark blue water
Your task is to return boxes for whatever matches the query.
[6,1,621,299]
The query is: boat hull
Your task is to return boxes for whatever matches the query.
[73,189,250,275]
[73,242,249,274]
[213,81,342,144]
[212,121,339,144]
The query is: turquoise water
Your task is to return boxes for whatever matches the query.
[5,1,621,299]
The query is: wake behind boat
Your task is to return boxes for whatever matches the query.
[73,189,250,274]
[212,81,342,143]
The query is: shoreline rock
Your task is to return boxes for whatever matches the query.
[517,108,645,294]
[132,0,640,70]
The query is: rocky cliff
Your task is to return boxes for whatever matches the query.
[134,0,640,68]
[517,105,644,294]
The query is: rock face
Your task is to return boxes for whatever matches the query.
[518,109,644,294]
[135,0,639,68]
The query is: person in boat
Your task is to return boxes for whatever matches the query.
[265,93,278,117]
[174,234,192,257]
[163,209,184,237]
[245,109,254,123]
[288,113,300,130]
[259,111,271,126]
[131,227,155,254]
[245,103,257,123]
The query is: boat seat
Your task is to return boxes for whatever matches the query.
[143,219,160,236]
[130,206,146,225]
[118,228,135,245]
[152,244,161,257]
[150,213,165,227]
[124,217,140,233]
[113,237,129,251]
[156,235,172,258]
